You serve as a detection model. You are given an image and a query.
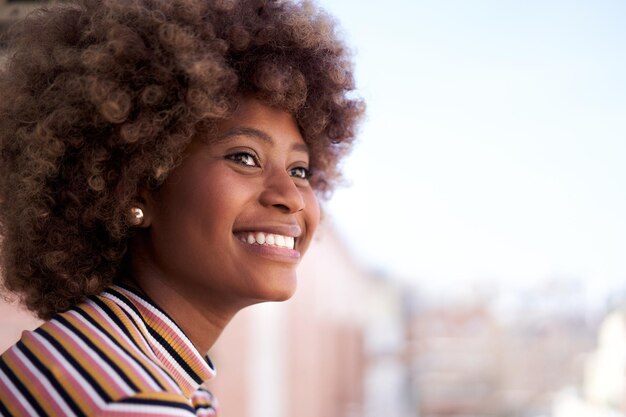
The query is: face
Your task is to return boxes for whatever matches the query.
[138,98,320,311]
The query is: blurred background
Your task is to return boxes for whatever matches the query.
[1,0,625,416]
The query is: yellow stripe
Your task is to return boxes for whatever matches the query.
[42,324,124,400]
[20,333,91,415]
[96,297,179,391]
[3,353,62,416]
[63,311,154,394]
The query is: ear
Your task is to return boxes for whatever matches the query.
[130,187,155,228]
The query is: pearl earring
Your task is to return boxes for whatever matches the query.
[130,207,144,226]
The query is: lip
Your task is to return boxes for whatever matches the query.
[233,223,304,259]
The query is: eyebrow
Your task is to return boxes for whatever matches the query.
[216,127,309,154]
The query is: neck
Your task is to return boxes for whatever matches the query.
[127,259,242,355]
[138,279,234,354]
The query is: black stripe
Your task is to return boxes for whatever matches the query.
[87,297,181,390]
[0,396,11,416]
[115,396,195,412]
[35,328,112,402]
[103,288,144,322]
[107,287,204,384]
[16,342,85,417]
[115,285,192,345]
[54,315,141,393]
[0,359,50,417]
[88,297,138,344]
[74,305,167,391]
[145,327,203,383]
[194,404,217,411]
[89,294,157,359]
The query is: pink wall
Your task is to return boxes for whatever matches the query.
[0,298,41,353]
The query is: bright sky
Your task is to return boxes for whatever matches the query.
[318,0,626,295]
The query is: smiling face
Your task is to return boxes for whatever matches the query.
[133,98,320,313]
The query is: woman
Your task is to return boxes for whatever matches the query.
[0,0,363,415]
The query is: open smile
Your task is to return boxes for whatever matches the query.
[236,231,296,250]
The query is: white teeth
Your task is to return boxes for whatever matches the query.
[242,232,295,249]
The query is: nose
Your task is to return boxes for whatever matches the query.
[259,168,306,213]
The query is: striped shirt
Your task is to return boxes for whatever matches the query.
[0,284,219,416]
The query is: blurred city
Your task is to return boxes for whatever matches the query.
[1,1,625,417]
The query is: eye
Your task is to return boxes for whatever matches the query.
[289,166,311,180]
[227,151,259,167]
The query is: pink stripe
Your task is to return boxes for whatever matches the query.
[122,293,196,390]
[71,306,155,389]
[26,331,102,413]
[0,370,37,416]
[47,320,130,398]
[103,406,194,416]
[99,295,162,363]
[104,292,194,391]
[72,304,180,393]
[6,350,68,417]
[135,330,191,390]
[97,295,183,393]
[68,310,143,382]
[120,289,211,376]
[136,299,207,372]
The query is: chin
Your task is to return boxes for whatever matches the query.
[271,287,297,302]
[250,276,298,305]
[266,280,298,302]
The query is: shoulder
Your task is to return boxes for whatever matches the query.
[0,298,191,416]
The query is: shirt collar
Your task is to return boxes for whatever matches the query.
[103,284,216,397]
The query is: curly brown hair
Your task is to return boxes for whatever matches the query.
[0,0,364,319]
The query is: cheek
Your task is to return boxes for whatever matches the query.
[307,193,320,229]
[302,191,321,247]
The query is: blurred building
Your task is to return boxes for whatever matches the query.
[362,274,416,417]
[552,308,626,417]
[409,287,597,417]
[410,302,503,417]
[584,309,626,411]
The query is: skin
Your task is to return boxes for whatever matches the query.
[129,98,320,354]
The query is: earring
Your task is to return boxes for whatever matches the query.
[130,207,144,226]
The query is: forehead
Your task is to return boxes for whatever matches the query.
[213,98,308,152]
